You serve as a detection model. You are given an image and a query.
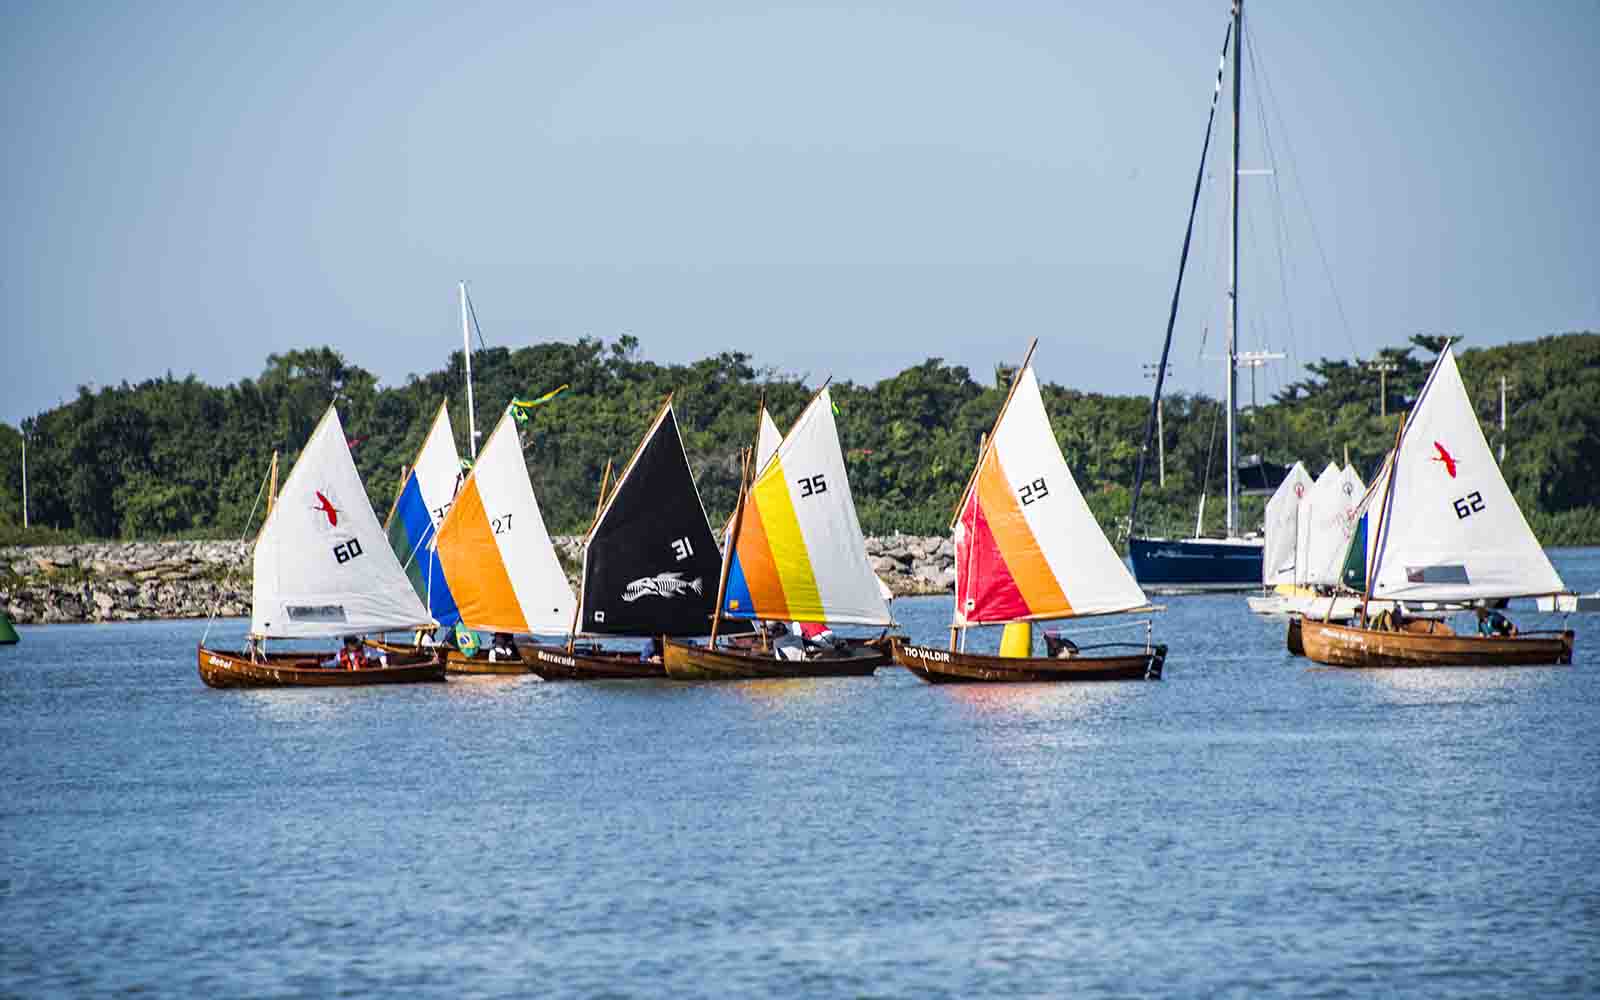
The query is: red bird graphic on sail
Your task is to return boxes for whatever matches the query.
[313,491,341,527]
[1432,441,1457,478]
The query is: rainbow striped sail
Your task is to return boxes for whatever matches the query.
[385,401,462,626]
[722,391,890,627]
[954,362,1148,625]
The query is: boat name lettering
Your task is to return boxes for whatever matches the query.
[207,655,230,669]
[286,603,348,622]
[1018,476,1049,506]
[905,646,951,663]
[537,651,576,667]
[1452,491,1485,520]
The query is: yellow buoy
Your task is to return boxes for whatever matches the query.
[999,621,1032,658]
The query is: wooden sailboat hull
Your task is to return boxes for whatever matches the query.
[1300,620,1574,668]
[528,644,667,681]
[662,637,885,680]
[891,639,1165,683]
[197,644,446,689]
[1286,615,1351,657]
[366,639,536,675]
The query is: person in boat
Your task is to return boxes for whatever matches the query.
[640,635,664,663]
[1476,607,1517,637]
[487,632,521,662]
[795,621,841,655]
[337,635,367,670]
[1043,630,1078,659]
[771,622,807,661]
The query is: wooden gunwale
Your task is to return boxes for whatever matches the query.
[891,638,1165,683]
[197,644,445,689]
[662,637,884,680]
[529,643,667,680]
[1299,620,1574,668]
[367,638,538,675]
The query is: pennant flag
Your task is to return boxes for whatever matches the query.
[510,384,570,423]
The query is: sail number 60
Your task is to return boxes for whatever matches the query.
[1452,491,1485,519]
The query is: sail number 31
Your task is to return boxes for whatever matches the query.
[1452,491,1485,519]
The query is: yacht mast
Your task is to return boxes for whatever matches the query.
[1225,0,1242,537]
[459,280,478,461]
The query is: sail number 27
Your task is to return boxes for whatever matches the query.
[1018,477,1049,506]
[1452,491,1485,519]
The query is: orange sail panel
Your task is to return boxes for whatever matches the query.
[965,449,1071,621]
[435,477,527,632]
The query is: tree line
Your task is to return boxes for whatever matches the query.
[2,331,1596,548]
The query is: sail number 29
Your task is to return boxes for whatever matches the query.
[1452,491,1485,519]
[1018,477,1049,506]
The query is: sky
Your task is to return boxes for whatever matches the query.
[3,0,1597,427]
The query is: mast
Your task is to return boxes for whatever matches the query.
[568,458,614,653]
[1127,17,1236,538]
[708,446,753,646]
[1224,0,1242,538]
[267,451,279,516]
[459,280,478,461]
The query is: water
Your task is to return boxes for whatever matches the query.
[4,551,1600,997]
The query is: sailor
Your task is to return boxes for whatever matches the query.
[337,635,367,670]
[1476,607,1516,637]
[771,622,807,661]
[795,621,840,652]
[488,632,521,662]
[640,636,664,662]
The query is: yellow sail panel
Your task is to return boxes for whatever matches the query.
[750,457,823,618]
[435,476,528,633]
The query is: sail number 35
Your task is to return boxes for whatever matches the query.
[797,474,827,498]
[1018,477,1049,506]
[1452,491,1485,520]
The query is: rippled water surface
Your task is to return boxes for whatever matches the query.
[4,550,1600,997]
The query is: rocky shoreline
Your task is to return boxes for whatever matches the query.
[0,534,954,625]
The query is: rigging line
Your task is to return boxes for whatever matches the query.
[1245,28,1301,379]
[1197,392,1224,537]
[463,286,490,352]
[200,457,272,646]
[1245,23,1358,363]
[1126,16,1235,539]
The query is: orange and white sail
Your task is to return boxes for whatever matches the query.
[953,363,1148,625]
[251,406,435,638]
[435,408,576,634]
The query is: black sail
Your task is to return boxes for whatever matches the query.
[580,405,722,636]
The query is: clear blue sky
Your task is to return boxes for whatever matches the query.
[3,0,1596,426]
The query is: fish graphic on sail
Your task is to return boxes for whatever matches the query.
[580,400,723,636]
[251,406,436,638]
[434,407,576,635]
[384,400,463,626]
[721,387,891,627]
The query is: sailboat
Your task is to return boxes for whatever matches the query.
[663,387,894,679]
[529,396,727,680]
[384,400,463,631]
[892,344,1165,683]
[1127,0,1283,592]
[197,405,445,688]
[1300,345,1575,667]
[430,405,578,673]
[1246,460,1313,614]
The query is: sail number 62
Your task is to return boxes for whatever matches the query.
[1452,491,1485,519]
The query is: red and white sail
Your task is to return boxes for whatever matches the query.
[954,363,1148,625]
[251,406,436,638]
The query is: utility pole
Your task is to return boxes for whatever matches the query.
[1499,375,1512,463]
[20,431,27,529]
[1143,363,1171,488]
[1368,359,1399,418]
[1237,349,1285,411]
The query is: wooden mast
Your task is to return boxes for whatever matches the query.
[1361,412,1408,626]
[708,446,752,646]
[266,451,279,515]
[948,340,1038,530]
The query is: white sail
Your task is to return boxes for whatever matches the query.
[1293,462,1341,587]
[1369,347,1565,601]
[1302,463,1366,587]
[1262,461,1313,586]
[755,408,783,474]
[411,402,464,530]
[954,365,1148,623]
[435,409,577,633]
[252,406,435,638]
